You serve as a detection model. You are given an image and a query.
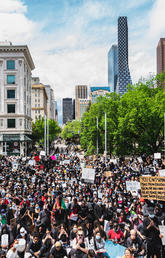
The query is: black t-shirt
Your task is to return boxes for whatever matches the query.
[51,246,67,258]
[127,236,144,257]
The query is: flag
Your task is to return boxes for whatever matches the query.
[53,196,66,211]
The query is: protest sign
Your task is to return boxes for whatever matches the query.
[105,240,125,258]
[154,153,161,159]
[159,225,165,245]
[126,181,140,193]
[104,171,113,177]
[12,162,18,171]
[140,176,165,201]
[82,168,95,183]
[110,159,117,164]
[64,160,70,164]
[143,166,155,175]
[159,169,165,177]
[86,165,93,169]
[28,160,35,166]
[40,151,45,156]
[51,156,56,160]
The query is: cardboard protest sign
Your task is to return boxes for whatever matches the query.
[104,171,113,177]
[140,176,165,201]
[82,168,95,183]
[86,165,93,169]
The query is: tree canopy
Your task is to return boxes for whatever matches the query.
[32,117,61,144]
[80,73,165,156]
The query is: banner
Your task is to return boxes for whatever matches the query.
[140,176,165,201]
[51,155,56,160]
[82,168,95,183]
[105,240,125,258]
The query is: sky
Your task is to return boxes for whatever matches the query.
[0,0,165,123]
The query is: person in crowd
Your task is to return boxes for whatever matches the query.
[0,152,165,258]
[126,229,145,257]
[50,241,67,258]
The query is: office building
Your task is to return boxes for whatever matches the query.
[54,101,58,122]
[157,38,165,74]
[45,85,55,120]
[72,99,75,120]
[31,78,48,122]
[0,42,35,155]
[77,99,90,119]
[117,16,132,95]
[108,45,118,92]
[75,85,88,120]
[89,86,110,103]
[63,98,73,124]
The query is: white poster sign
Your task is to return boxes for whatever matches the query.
[126,181,140,194]
[159,225,165,245]
[82,168,95,183]
[154,153,161,159]
[40,151,45,156]
[12,162,18,171]
[28,160,35,166]
[64,160,70,164]
[159,169,165,177]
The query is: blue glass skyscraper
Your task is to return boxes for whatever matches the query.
[117,16,132,95]
[108,44,118,92]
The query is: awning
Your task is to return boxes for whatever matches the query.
[0,134,32,142]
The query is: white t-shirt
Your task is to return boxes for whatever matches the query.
[6,249,17,258]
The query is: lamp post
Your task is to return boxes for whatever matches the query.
[96,117,98,155]
[105,112,107,161]
[44,114,47,156]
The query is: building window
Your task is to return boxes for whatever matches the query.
[0,119,3,127]
[19,119,22,127]
[7,119,15,128]
[7,60,15,70]
[7,104,15,113]
[7,75,15,84]
[7,90,15,99]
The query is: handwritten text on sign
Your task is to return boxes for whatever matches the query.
[140,176,165,201]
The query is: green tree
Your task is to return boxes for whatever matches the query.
[116,81,165,156]
[80,93,120,155]
[32,117,61,144]
[61,120,81,143]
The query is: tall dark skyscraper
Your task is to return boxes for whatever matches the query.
[108,44,118,92]
[117,16,132,95]
[62,98,73,124]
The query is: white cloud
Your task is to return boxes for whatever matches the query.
[148,0,165,39]
[0,0,26,13]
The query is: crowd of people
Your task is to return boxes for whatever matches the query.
[0,152,165,258]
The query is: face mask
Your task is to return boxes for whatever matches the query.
[98,202,102,206]
[96,235,101,240]
[20,232,26,237]
[149,214,154,219]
